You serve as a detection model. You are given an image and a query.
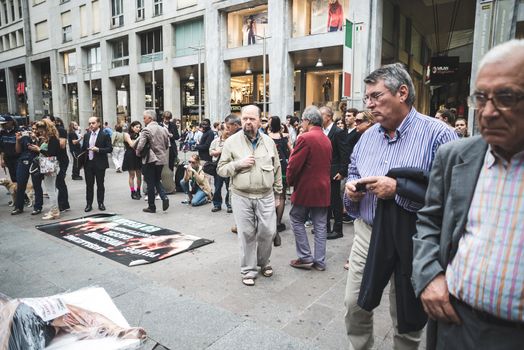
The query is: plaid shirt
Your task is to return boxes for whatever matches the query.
[446,148,524,321]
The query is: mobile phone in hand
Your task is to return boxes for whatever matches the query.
[355,182,367,192]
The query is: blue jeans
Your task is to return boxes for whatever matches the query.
[212,175,230,208]
[180,179,207,206]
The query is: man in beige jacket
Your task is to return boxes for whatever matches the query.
[218,105,283,286]
[136,109,170,213]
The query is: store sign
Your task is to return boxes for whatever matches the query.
[429,56,459,85]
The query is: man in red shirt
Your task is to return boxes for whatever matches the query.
[287,106,333,271]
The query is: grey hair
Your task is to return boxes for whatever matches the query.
[224,114,241,126]
[302,106,322,126]
[319,106,334,119]
[478,39,524,74]
[241,104,261,117]
[144,109,157,121]
[364,63,416,106]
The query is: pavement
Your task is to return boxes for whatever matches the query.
[0,161,426,350]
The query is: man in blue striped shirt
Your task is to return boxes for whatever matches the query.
[343,63,458,350]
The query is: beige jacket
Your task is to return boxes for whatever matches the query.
[183,165,213,199]
[217,130,282,198]
[136,121,170,165]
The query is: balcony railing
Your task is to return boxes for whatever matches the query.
[140,51,163,63]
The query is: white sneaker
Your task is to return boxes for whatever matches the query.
[304,220,313,227]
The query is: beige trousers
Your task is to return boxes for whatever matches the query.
[231,192,276,279]
[344,219,422,350]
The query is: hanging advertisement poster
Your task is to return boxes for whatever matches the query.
[242,12,268,46]
[311,0,349,35]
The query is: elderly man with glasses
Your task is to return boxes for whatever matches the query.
[412,39,524,350]
[343,63,458,350]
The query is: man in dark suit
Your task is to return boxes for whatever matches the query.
[412,39,524,350]
[320,106,350,239]
[287,106,332,271]
[343,108,361,223]
[82,116,112,212]
[159,110,180,171]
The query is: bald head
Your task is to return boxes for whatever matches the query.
[240,104,261,138]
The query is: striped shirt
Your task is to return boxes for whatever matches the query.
[344,107,458,225]
[446,148,524,321]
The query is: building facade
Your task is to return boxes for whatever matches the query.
[0,0,523,130]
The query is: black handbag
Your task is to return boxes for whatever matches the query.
[203,160,218,176]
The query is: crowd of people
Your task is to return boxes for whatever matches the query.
[0,39,522,350]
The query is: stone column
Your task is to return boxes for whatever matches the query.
[268,0,294,117]
[101,40,117,127]
[27,60,43,120]
[5,68,17,114]
[129,31,145,121]
[50,52,64,122]
[205,5,230,123]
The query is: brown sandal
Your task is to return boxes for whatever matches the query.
[242,277,255,286]
[262,266,273,277]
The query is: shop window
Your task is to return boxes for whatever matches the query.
[231,75,254,105]
[305,70,342,106]
[111,0,124,28]
[87,46,101,72]
[292,0,348,37]
[140,28,163,62]
[136,0,145,21]
[175,18,204,56]
[112,38,129,68]
[227,4,268,49]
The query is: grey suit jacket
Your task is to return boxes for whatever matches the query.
[411,136,488,297]
[136,121,170,165]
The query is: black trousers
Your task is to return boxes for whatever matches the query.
[5,156,18,183]
[84,160,106,205]
[142,163,166,209]
[56,159,69,210]
[168,146,178,171]
[70,151,81,177]
[327,179,343,233]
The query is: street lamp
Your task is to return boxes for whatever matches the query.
[189,44,204,123]
[254,29,270,117]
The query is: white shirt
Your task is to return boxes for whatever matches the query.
[323,122,334,136]
[88,130,98,160]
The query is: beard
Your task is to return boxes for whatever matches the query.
[243,125,257,139]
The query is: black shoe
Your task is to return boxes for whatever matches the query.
[135,190,141,199]
[143,207,156,213]
[211,206,221,212]
[98,203,106,211]
[84,205,93,212]
[31,209,42,215]
[72,175,83,180]
[131,191,137,200]
[162,198,169,211]
[342,214,354,223]
[227,207,233,213]
[326,231,343,240]
[277,223,286,232]
[11,208,23,215]
[60,207,70,213]
[273,232,281,247]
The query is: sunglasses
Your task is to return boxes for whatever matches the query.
[355,119,366,124]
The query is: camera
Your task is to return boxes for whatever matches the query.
[21,130,30,137]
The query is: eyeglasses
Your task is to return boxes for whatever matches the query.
[468,90,524,111]
[301,118,309,122]
[362,90,388,104]
[355,119,365,124]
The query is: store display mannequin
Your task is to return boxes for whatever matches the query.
[322,77,332,102]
